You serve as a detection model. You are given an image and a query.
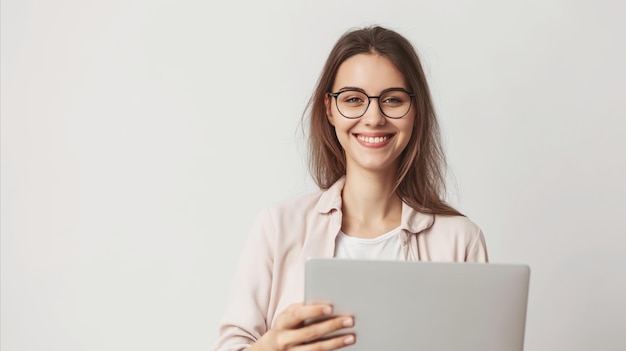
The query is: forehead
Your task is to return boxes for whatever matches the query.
[332,53,408,92]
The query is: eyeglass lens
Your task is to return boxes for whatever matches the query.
[335,90,412,118]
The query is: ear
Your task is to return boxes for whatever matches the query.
[324,94,335,126]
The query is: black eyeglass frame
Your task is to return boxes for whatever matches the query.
[327,88,416,119]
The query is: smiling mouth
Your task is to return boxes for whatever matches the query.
[356,134,393,144]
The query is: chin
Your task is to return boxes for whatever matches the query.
[352,161,398,175]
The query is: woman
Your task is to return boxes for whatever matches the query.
[213,25,488,351]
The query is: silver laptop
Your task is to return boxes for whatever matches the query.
[305,258,530,351]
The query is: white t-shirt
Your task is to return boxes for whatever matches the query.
[334,226,404,260]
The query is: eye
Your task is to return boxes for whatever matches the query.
[382,96,405,106]
[381,91,411,107]
[383,97,402,104]
[345,96,364,103]
[339,91,367,105]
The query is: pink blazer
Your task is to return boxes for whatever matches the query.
[213,178,488,351]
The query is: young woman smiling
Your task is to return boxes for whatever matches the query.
[213,25,488,351]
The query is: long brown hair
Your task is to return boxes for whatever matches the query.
[305,25,461,216]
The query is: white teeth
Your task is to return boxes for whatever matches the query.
[357,135,390,144]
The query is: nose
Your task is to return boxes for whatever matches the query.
[361,98,386,126]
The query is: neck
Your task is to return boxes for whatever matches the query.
[341,169,403,237]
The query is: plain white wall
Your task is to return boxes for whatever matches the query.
[2,0,625,350]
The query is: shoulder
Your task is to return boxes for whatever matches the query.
[431,214,482,234]
[421,214,484,243]
[259,177,344,219]
[402,203,482,239]
[249,188,336,258]
[417,214,488,262]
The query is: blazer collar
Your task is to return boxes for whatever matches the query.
[315,176,434,235]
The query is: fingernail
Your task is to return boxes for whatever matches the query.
[343,318,353,327]
[344,335,355,345]
[323,306,332,315]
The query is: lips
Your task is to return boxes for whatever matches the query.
[354,133,395,147]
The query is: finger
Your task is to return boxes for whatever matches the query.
[275,303,333,330]
[294,333,356,351]
[286,315,354,346]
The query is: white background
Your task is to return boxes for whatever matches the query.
[2,1,625,350]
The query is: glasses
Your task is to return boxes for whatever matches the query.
[328,88,415,119]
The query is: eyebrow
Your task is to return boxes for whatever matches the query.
[335,86,411,94]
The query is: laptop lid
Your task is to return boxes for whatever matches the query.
[305,258,530,351]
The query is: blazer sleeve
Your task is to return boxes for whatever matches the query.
[465,227,489,263]
[212,208,277,351]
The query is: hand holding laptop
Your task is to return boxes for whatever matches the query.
[249,303,355,351]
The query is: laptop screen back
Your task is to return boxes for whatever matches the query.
[305,258,530,351]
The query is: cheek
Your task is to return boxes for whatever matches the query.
[334,124,351,142]
[399,116,415,135]
[333,116,357,132]
[397,119,415,149]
